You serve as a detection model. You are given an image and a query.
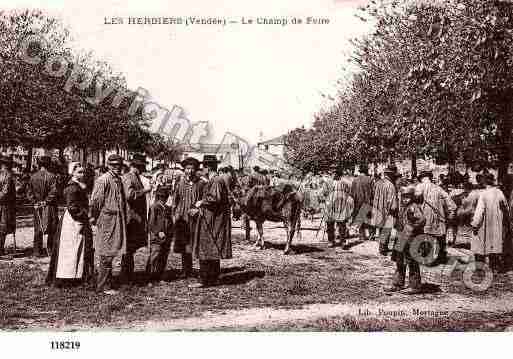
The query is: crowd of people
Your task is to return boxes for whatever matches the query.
[2,152,513,296]
[0,153,238,295]
[313,163,513,294]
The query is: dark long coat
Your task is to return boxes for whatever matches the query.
[350,174,374,221]
[122,171,148,253]
[27,168,59,235]
[0,171,16,235]
[172,177,206,253]
[193,174,232,260]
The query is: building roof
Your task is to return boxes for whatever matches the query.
[258,135,287,146]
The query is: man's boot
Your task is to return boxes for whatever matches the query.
[404,262,423,295]
[385,260,405,293]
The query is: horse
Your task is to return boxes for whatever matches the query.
[232,183,304,255]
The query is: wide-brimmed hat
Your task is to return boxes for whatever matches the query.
[155,185,170,198]
[37,155,52,167]
[400,185,416,197]
[130,153,148,168]
[107,154,124,166]
[484,172,495,185]
[418,170,433,180]
[181,157,201,170]
[384,164,398,175]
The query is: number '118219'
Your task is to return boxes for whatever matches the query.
[50,341,80,350]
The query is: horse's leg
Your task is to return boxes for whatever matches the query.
[256,221,265,249]
[283,220,291,255]
[296,210,302,241]
[244,216,251,243]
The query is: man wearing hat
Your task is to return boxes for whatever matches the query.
[371,165,399,240]
[172,157,206,278]
[0,156,16,256]
[27,155,59,257]
[350,162,375,241]
[190,165,236,288]
[249,166,269,188]
[121,153,152,284]
[90,154,129,294]
[415,168,457,264]
[385,185,425,294]
[471,172,511,273]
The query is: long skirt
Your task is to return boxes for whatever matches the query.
[46,210,94,284]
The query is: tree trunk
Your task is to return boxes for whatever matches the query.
[497,93,513,188]
[102,149,106,166]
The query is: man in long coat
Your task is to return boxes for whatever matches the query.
[122,154,152,283]
[190,170,235,288]
[323,169,354,248]
[471,173,511,272]
[172,157,206,278]
[0,156,16,256]
[371,166,398,239]
[27,156,59,257]
[350,163,375,241]
[90,154,128,294]
[415,169,457,264]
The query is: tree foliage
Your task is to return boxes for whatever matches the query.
[285,0,513,179]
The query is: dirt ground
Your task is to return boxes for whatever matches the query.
[2,218,513,331]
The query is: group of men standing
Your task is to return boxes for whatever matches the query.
[322,162,513,294]
[89,154,236,294]
[0,152,236,295]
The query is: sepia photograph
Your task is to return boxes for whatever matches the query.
[1,0,513,355]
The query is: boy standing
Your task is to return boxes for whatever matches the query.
[146,186,173,282]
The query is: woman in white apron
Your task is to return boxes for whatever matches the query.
[46,162,94,288]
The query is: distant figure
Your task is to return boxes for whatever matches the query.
[324,168,354,248]
[350,163,375,241]
[0,156,16,256]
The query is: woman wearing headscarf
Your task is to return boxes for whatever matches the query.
[46,162,94,288]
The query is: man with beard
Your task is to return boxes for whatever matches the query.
[0,156,16,256]
[190,167,235,288]
[172,157,206,278]
[90,154,128,295]
[122,154,152,284]
[27,155,59,257]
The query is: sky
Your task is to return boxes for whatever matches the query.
[5,0,372,145]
